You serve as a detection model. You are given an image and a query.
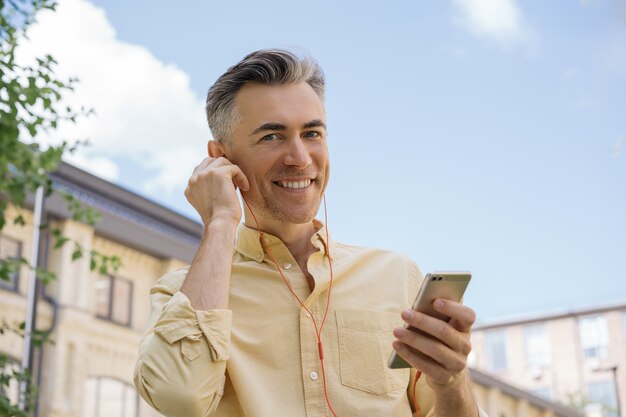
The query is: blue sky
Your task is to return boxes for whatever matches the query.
[20,0,626,322]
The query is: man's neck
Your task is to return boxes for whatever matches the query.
[243,217,317,270]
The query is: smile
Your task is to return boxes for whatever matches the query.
[274,179,312,189]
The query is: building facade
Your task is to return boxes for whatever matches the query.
[471,303,626,417]
[1,162,582,417]
[0,163,200,417]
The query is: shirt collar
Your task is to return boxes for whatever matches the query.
[235,219,335,263]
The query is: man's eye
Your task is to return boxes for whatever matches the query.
[261,134,279,142]
[304,131,321,138]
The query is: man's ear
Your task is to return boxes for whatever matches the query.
[208,140,227,159]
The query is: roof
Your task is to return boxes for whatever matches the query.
[469,368,584,417]
[43,161,203,263]
[474,300,626,331]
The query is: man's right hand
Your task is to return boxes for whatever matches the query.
[184,157,250,227]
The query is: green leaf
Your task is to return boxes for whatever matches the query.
[0,1,125,411]
[34,268,57,284]
[111,256,122,271]
[53,236,69,249]
[71,248,82,261]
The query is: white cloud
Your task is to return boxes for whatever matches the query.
[64,152,120,181]
[453,0,527,46]
[15,0,207,194]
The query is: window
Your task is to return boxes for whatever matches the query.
[588,380,618,417]
[524,323,551,368]
[95,275,133,326]
[579,316,609,359]
[530,387,553,400]
[0,235,22,292]
[485,329,508,371]
[0,359,20,405]
[83,377,140,417]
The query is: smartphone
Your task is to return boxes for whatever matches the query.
[387,271,471,369]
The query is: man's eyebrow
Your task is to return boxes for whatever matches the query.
[303,119,327,130]
[249,123,287,136]
[249,120,327,136]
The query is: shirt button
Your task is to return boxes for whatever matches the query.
[309,371,318,380]
[283,262,292,269]
[305,312,312,318]
[255,253,263,261]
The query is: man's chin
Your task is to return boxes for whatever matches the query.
[265,203,321,225]
[270,210,317,225]
[245,193,322,225]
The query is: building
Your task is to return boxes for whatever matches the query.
[1,162,582,417]
[471,302,626,417]
[1,162,199,417]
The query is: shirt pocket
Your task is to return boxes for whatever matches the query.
[335,310,409,395]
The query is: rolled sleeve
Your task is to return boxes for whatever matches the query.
[134,269,231,417]
[154,291,232,361]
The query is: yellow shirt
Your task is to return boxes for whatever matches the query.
[134,222,482,417]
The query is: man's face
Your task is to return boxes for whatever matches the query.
[222,82,329,226]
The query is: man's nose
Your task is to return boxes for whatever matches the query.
[284,137,312,168]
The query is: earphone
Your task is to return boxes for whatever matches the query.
[240,192,422,417]
[242,193,339,416]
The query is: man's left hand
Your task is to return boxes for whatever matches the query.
[391,299,476,389]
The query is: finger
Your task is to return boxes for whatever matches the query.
[191,157,213,176]
[191,157,235,182]
[228,165,250,191]
[401,309,469,354]
[187,159,235,191]
[393,327,467,373]
[392,341,453,385]
[432,300,476,332]
[210,164,249,191]
[210,156,232,165]
[191,156,233,179]
[204,156,233,169]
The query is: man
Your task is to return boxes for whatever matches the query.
[134,49,486,417]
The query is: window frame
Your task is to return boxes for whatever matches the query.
[0,234,22,293]
[524,323,551,369]
[95,274,133,327]
[83,376,141,417]
[587,379,618,417]
[485,328,509,371]
[579,315,610,360]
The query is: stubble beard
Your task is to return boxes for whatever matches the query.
[259,166,327,225]
[259,186,322,224]
[266,199,320,224]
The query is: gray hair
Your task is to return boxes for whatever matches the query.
[205,48,326,144]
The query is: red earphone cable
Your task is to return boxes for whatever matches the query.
[241,194,338,417]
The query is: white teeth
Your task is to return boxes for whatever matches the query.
[277,179,311,189]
